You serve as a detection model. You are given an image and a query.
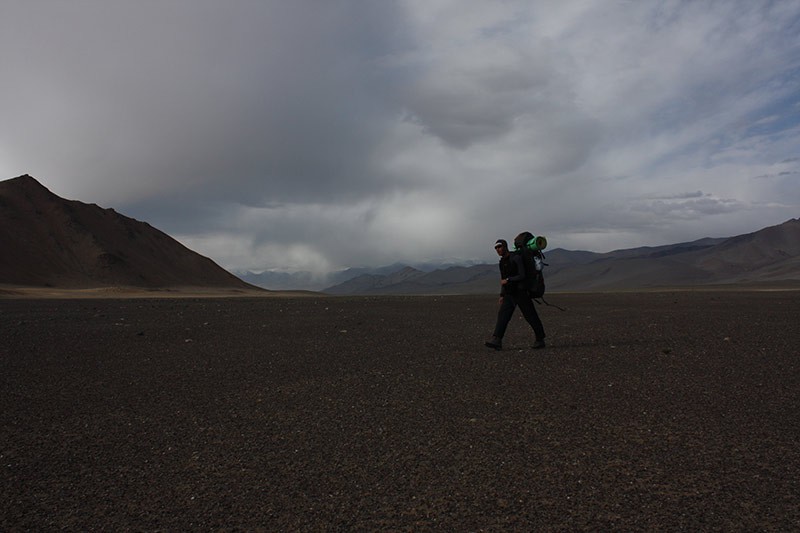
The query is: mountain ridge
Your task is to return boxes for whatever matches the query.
[322,218,800,294]
[0,175,258,290]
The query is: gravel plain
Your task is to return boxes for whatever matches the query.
[2,291,799,531]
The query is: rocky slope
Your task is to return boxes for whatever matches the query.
[0,175,256,289]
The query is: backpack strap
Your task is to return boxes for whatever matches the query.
[533,297,567,311]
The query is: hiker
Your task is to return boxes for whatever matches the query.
[485,238,546,350]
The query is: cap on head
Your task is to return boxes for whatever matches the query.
[494,239,508,250]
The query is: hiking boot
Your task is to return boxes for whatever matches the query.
[532,339,546,349]
[484,337,502,350]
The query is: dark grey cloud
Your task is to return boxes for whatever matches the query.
[2,1,408,205]
[633,194,748,219]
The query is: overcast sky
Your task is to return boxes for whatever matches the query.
[2,0,799,273]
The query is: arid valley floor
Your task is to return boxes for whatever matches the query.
[2,291,799,530]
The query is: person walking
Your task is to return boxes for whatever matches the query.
[485,238,546,350]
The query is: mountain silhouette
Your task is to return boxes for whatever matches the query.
[0,175,256,290]
[323,219,800,294]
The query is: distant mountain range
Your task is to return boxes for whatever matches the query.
[0,175,257,290]
[314,219,800,294]
[235,261,488,292]
[3,174,798,294]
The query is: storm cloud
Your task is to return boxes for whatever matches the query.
[2,0,799,273]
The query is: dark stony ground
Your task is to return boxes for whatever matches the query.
[1,291,799,531]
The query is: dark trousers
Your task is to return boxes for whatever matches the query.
[492,291,546,340]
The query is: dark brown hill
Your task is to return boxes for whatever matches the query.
[535,218,800,291]
[0,175,256,289]
[690,218,800,281]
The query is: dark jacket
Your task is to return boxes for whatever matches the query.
[499,252,527,296]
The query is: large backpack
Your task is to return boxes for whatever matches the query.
[513,231,565,310]
[513,231,546,298]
